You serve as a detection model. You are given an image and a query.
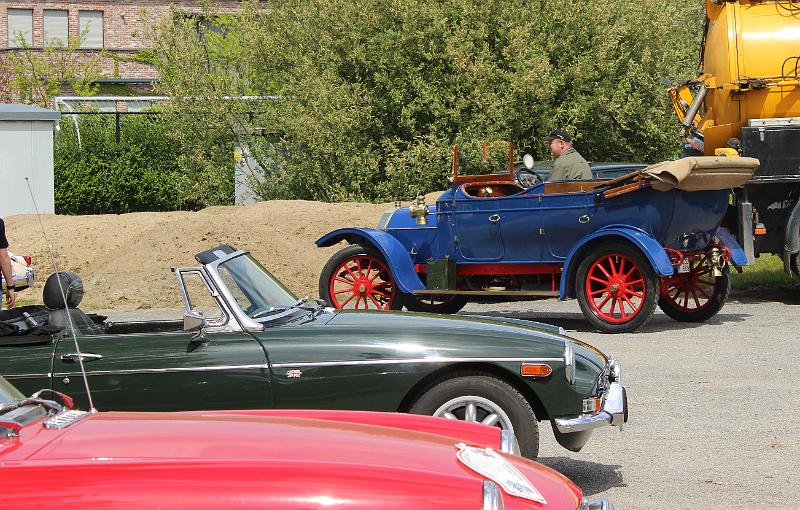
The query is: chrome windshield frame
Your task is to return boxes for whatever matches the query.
[201,249,302,331]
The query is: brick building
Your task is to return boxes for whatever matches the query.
[0,1,248,94]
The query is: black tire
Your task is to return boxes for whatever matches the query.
[409,375,539,459]
[319,244,406,311]
[575,241,659,334]
[405,294,469,314]
[659,266,730,322]
[791,253,800,278]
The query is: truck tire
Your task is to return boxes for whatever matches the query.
[410,374,539,459]
[658,262,730,323]
[576,241,659,333]
[319,244,405,310]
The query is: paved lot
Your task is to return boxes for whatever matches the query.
[106,291,798,509]
[460,292,800,509]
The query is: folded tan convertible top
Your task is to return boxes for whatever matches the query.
[644,156,759,192]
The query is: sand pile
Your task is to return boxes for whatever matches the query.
[6,199,403,311]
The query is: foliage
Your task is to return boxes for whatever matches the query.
[0,33,102,107]
[54,114,233,214]
[730,255,798,290]
[148,0,704,203]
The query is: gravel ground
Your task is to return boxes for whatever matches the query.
[458,293,799,510]
[104,291,799,509]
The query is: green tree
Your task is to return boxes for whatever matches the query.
[150,0,704,203]
[0,33,102,107]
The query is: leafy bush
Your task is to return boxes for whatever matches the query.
[54,114,233,214]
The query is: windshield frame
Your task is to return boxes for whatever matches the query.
[203,250,305,329]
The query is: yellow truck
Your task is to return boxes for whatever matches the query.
[670,0,800,276]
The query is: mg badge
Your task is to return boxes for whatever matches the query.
[286,369,302,379]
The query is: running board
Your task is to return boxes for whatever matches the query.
[413,290,559,297]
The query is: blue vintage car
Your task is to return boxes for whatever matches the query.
[317,144,758,333]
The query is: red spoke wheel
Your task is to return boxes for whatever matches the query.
[319,244,405,311]
[576,242,658,333]
[658,254,730,323]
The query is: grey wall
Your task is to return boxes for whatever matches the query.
[0,120,55,217]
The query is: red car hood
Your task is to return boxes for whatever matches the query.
[1,411,581,509]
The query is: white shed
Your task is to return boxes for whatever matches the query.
[0,103,61,217]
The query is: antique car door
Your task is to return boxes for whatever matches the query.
[50,270,272,411]
[540,191,595,260]
[452,190,505,261]
[496,194,544,262]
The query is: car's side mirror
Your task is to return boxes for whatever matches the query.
[183,310,205,333]
[184,310,208,352]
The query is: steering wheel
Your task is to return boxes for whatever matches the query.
[514,166,543,188]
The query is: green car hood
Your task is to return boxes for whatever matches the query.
[308,310,589,363]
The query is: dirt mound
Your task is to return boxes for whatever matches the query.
[5,199,404,311]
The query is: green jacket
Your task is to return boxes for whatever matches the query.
[549,147,592,181]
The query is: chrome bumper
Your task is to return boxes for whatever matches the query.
[553,382,628,434]
[581,497,614,510]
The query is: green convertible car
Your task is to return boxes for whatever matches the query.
[0,245,627,459]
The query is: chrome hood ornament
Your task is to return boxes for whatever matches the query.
[455,443,547,504]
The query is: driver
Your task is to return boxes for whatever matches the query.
[546,129,592,181]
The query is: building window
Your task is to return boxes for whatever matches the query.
[44,10,69,47]
[79,11,104,49]
[7,9,33,47]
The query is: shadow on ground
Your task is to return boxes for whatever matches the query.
[537,456,625,496]
[730,284,800,305]
[460,310,749,335]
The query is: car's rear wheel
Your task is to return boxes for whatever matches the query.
[319,244,405,310]
[576,241,658,333]
[658,256,730,322]
[409,375,539,459]
[405,294,469,314]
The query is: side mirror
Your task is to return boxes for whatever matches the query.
[184,310,208,352]
[183,310,206,333]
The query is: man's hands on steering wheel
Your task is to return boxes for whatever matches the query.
[514,166,543,188]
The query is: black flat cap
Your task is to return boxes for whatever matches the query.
[546,129,572,142]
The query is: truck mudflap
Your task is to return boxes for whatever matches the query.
[316,228,425,294]
[559,226,674,300]
[714,227,748,267]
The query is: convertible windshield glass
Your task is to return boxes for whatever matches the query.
[217,254,299,319]
[0,377,25,405]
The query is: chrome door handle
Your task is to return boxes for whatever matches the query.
[60,353,103,363]
[578,215,591,224]
[489,214,501,223]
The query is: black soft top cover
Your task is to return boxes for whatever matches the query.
[195,245,239,265]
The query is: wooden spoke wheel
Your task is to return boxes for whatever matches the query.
[319,244,405,310]
[658,254,730,322]
[576,242,658,333]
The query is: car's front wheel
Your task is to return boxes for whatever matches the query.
[319,244,405,310]
[409,375,539,459]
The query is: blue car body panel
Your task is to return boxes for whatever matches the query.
[714,227,748,266]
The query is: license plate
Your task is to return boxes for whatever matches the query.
[677,260,691,274]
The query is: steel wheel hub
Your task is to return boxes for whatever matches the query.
[432,395,514,432]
